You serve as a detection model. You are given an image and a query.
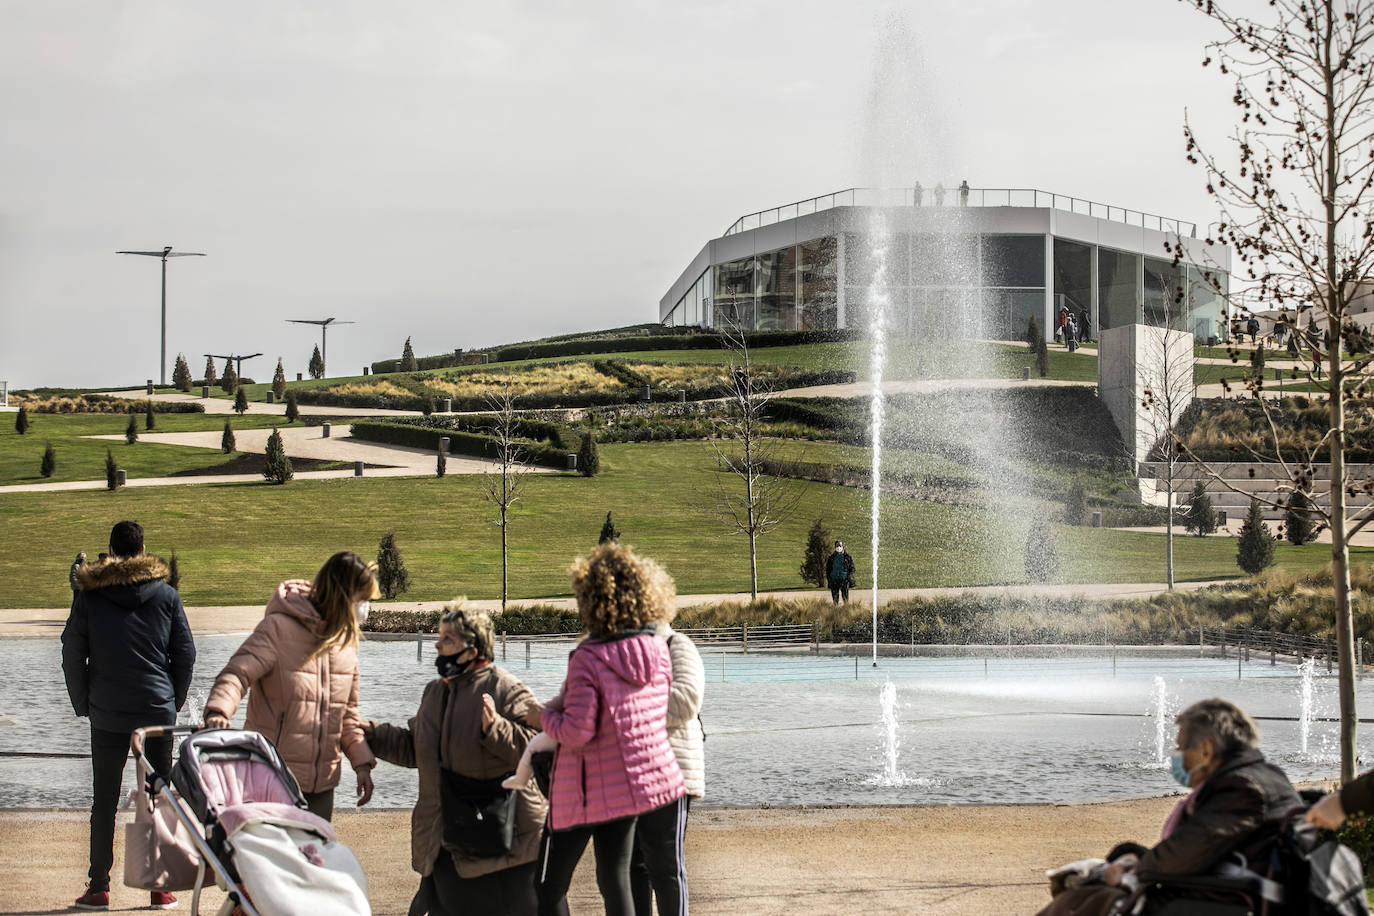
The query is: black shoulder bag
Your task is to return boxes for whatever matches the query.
[437,685,518,858]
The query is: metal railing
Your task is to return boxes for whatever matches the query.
[721,186,1198,239]
[1198,624,1366,674]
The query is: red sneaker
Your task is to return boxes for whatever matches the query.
[72,886,110,910]
[150,891,179,909]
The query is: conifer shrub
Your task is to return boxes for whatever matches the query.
[799,518,833,587]
[40,441,55,478]
[263,428,293,484]
[221,421,236,454]
[578,429,600,477]
[14,405,28,435]
[285,390,300,423]
[145,400,156,430]
[1237,499,1276,575]
[599,511,621,545]
[173,354,193,392]
[272,359,287,399]
[1184,481,1218,536]
[105,448,118,491]
[401,337,418,372]
[308,345,324,380]
[233,387,249,416]
[125,414,138,445]
[376,530,412,599]
[203,355,217,388]
[1285,488,1316,546]
[1063,481,1086,526]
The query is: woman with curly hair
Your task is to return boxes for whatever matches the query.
[527,543,686,916]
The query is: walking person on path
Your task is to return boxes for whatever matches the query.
[203,551,377,821]
[62,520,196,911]
[528,543,687,916]
[826,540,856,604]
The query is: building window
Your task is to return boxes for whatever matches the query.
[800,237,837,330]
[1098,247,1140,331]
[1053,239,1094,339]
[1144,256,1188,330]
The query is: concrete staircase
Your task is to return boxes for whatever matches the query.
[1138,461,1374,523]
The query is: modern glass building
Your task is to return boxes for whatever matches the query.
[660,187,1231,343]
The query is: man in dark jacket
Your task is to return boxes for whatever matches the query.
[62,520,195,910]
[825,540,856,604]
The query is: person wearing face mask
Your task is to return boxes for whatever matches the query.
[203,551,378,820]
[1037,698,1299,916]
[364,607,546,916]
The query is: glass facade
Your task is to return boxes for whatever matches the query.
[672,229,1227,343]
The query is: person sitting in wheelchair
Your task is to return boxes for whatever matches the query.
[1038,698,1300,916]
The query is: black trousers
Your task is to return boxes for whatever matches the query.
[411,849,537,916]
[537,815,637,916]
[630,797,690,916]
[89,726,172,891]
[303,788,334,822]
[829,578,850,603]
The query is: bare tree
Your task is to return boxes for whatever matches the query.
[479,385,531,611]
[705,315,803,599]
[1138,286,1199,590]
[1179,0,1374,781]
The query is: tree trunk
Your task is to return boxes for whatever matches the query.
[1166,460,1175,590]
[501,503,509,612]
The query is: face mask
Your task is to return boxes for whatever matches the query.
[1169,753,1193,788]
[354,601,370,624]
[435,650,473,680]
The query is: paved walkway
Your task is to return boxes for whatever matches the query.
[0,581,1231,636]
[100,389,422,417]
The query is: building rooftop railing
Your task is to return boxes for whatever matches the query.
[721,187,1199,240]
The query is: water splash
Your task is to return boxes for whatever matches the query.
[1299,657,1316,755]
[876,679,903,784]
[867,213,891,664]
[1151,676,1171,764]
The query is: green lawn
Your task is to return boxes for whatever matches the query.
[0,414,295,485]
[0,440,1360,610]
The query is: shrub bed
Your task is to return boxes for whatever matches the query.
[349,420,573,469]
[13,395,206,414]
[365,605,581,634]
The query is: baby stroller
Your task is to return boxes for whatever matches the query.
[131,725,371,916]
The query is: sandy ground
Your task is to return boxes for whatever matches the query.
[0,581,1225,637]
[0,798,1180,915]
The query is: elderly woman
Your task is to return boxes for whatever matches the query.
[529,543,686,916]
[1038,698,1300,916]
[366,608,545,916]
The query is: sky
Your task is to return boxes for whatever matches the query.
[0,0,1238,389]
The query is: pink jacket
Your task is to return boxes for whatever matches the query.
[204,581,374,794]
[542,633,684,830]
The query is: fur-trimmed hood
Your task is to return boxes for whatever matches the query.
[75,555,171,603]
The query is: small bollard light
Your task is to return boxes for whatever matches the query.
[265,390,275,404]
[296,372,303,381]
[640,384,651,402]
[441,398,452,413]
[363,366,370,376]
[1090,511,1102,528]
[567,454,578,472]
[678,389,687,403]
[1022,367,1031,380]
[146,379,154,395]
[439,437,450,452]
[322,422,331,438]
[1275,368,1283,381]
[354,460,364,477]
[201,385,210,398]
[115,469,127,487]
[1217,510,1227,526]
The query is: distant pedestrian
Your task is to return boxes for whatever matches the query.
[1065,314,1078,353]
[62,521,195,911]
[958,179,970,206]
[1247,315,1260,343]
[69,551,86,597]
[826,540,856,604]
[934,182,946,207]
[912,181,923,207]
[1056,307,1068,344]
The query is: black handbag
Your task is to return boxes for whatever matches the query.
[439,768,517,858]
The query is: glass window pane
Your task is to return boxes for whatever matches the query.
[1053,239,1093,340]
[982,235,1045,287]
[1188,265,1226,342]
[800,236,838,330]
[913,234,978,286]
[1098,248,1140,330]
[714,257,756,330]
[1144,256,1187,329]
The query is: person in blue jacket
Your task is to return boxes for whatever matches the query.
[62,520,196,911]
[826,540,856,604]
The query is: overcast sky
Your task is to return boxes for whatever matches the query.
[0,1,1236,389]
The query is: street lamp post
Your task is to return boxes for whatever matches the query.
[287,317,355,378]
[117,246,206,385]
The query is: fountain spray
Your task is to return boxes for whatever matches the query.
[867,213,891,666]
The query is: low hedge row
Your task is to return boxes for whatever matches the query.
[371,328,866,373]
[385,415,580,452]
[17,395,206,414]
[365,605,582,634]
[349,421,573,468]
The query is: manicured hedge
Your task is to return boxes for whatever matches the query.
[349,420,574,469]
[17,395,206,415]
[365,605,581,634]
[371,327,866,373]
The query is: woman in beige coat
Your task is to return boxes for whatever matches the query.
[203,551,378,820]
[365,607,546,916]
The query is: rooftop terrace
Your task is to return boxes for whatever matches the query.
[723,186,1199,239]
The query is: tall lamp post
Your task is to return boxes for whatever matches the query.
[117,246,206,385]
[287,317,354,378]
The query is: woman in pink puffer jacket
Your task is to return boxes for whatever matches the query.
[529,543,685,916]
